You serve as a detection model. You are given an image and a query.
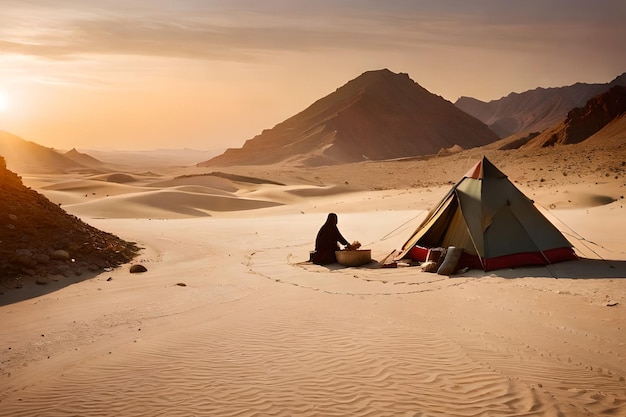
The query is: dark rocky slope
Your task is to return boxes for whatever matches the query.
[0,156,138,286]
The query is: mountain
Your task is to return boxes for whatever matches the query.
[64,148,104,167]
[0,131,92,174]
[524,85,626,148]
[0,156,138,282]
[200,69,499,167]
[455,73,626,138]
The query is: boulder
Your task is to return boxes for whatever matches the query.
[130,264,148,273]
[51,249,71,261]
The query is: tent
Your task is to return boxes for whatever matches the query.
[399,156,577,271]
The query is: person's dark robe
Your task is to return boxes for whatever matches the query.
[311,214,349,265]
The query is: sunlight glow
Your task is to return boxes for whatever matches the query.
[0,91,10,112]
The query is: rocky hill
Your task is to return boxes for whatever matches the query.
[200,69,499,167]
[0,156,138,285]
[455,72,626,138]
[524,85,626,148]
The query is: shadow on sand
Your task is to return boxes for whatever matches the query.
[308,257,626,280]
[491,258,626,280]
[0,270,104,307]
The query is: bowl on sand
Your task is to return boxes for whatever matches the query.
[335,249,372,267]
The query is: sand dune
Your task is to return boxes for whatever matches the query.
[36,179,150,207]
[33,173,293,219]
[149,174,240,192]
[64,189,283,219]
[42,178,143,194]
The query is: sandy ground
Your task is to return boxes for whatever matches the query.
[1,152,626,416]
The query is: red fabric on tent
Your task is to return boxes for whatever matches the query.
[406,243,577,271]
[464,161,483,179]
[407,245,429,262]
[455,247,578,271]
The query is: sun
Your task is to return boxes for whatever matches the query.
[0,90,10,112]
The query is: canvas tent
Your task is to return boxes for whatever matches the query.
[399,156,577,271]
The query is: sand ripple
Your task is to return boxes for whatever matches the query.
[2,231,624,416]
[0,318,551,416]
[2,278,625,416]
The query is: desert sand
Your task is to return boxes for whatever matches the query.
[1,148,626,416]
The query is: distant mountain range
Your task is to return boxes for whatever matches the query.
[455,73,626,138]
[524,85,626,148]
[201,69,499,167]
[0,131,220,174]
[2,69,626,171]
[201,69,626,167]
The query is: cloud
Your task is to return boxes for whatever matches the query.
[0,0,622,64]
[0,6,425,62]
[1,0,624,97]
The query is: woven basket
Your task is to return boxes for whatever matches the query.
[335,249,371,267]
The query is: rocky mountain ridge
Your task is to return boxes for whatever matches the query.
[524,85,626,148]
[455,72,626,138]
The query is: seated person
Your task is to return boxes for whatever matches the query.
[311,213,349,265]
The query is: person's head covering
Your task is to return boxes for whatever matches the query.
[326,213,338,224]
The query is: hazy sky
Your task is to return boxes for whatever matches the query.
[0,0,625,151]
